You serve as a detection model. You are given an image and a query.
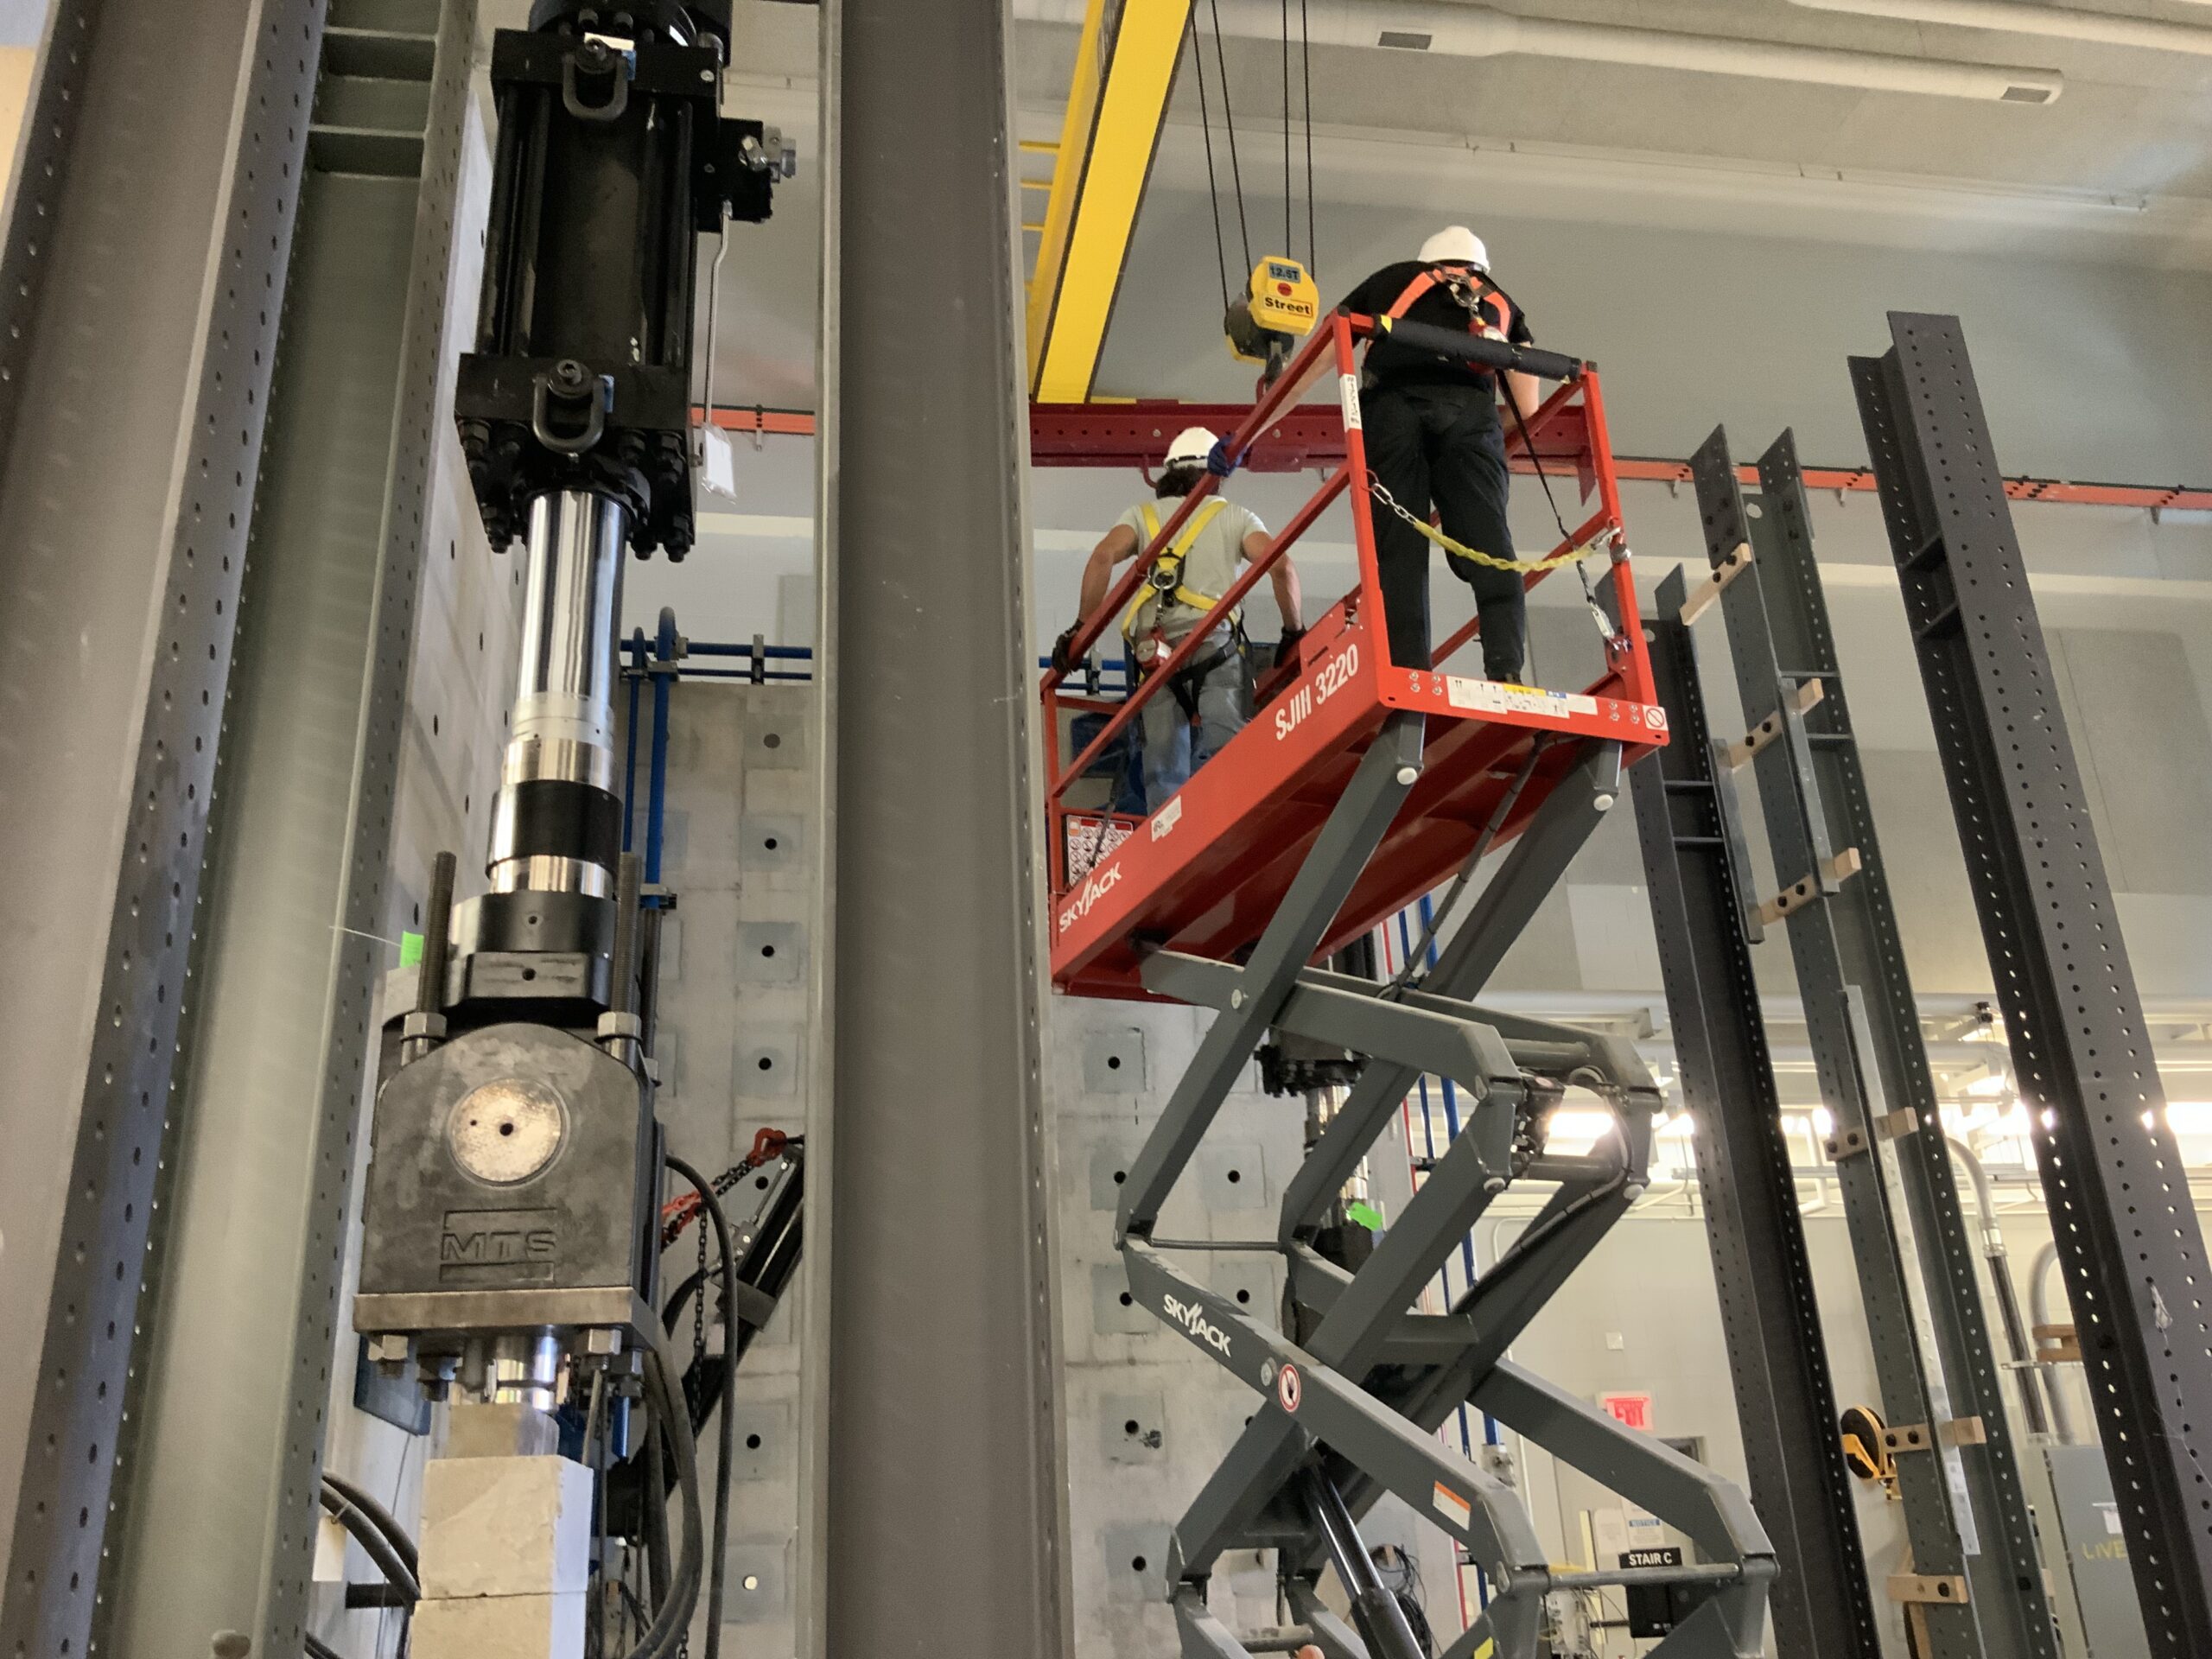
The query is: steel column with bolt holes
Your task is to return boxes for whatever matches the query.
[1628,567,1879,1659]
[804,0,1073,1653]
[1696,424,2057,1659]
[0,2,325,1653]
[1854,312,2212,1659]
[98,7,481,1656]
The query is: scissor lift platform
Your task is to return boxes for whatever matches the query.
[1044,314,1666,999]
[1039,315,1777,1659]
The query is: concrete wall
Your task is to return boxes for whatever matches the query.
[620,678,817,1654]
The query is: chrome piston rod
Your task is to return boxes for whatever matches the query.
[488,488,631,896]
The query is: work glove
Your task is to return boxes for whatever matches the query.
[1205,437,1242,478]
[1050,625,1082,677]
[1272,626,1307,671]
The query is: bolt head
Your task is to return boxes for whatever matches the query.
[1592,792,1616,812]
[1395,766,1419,786]
[583,1327,624,1356]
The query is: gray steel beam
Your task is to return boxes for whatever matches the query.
[1853,312,2212,1659]
[0,3,323,1652]
[810,0,1072,1651]
[99,7,478,1655]
[1628,563,1879,1659]
[1681,427,1988,1659]
[1699,424,2056,1659]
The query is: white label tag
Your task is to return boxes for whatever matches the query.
[1445,677,1599,720]
[1339,372,1362,431]
[1432,1483,1471,1530]
[697,423,738,499]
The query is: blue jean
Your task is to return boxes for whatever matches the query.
[1140,651,1249,809]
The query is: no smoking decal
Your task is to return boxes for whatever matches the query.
[1276,1363,1301,1414]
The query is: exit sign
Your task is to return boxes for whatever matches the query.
[1601,1392,1655,1432]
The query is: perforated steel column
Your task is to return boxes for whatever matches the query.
[0,3,327,1653]
[95,7,480,1654]
[808,0,1073,1652]
[1854,312,2212,1659]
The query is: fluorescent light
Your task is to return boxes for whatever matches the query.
[1788,0,2212,59]
[1811,1106,1836,1138]
[2166,1103,2212,1135]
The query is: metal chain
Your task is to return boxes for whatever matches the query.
[1366,477,1592,574]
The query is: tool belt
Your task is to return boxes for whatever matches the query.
[1139,633,1249,724]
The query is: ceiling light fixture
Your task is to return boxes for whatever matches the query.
[1014,0,2065,102]
[1788,0,2212,60]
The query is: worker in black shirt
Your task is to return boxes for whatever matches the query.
[1338,226,1543,680]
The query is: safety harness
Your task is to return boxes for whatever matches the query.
[1122,498,1246,721]
[1372,263,1517,377]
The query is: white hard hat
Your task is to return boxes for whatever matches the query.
[1419,226,1490,270]
[1164,426,1217,468]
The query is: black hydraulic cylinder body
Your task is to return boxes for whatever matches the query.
[459,0,775,558]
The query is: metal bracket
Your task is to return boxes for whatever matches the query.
[1883,1423,1935,1454]
[1724,677,1825,771]
[1677,540,1752,626]
[1889,1573,1972,1606]
[1756,848,1861,926]
[1873,1108,1921,1142]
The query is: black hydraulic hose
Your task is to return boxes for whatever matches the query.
[318,1483,421,1605]
[623,1328,705,1659]
[321,1469,421,1580]
[641,1417,674,1611]
[304,1633,345,1659]
[664,1153,739,1659]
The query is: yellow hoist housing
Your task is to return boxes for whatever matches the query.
[1225,254,1319,367]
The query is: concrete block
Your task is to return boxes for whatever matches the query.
[412,1592,586,1659]
[420,1456,594,1599]
[442,1402,560,1459]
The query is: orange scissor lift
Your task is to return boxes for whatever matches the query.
[1040,315,1776,1658]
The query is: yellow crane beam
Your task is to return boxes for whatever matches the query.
[1025,0,1193,403]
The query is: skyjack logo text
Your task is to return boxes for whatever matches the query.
[1058,860,1124,934]
[1161,1292,1232,1357]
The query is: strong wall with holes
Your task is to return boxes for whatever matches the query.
[624,677,817,1650]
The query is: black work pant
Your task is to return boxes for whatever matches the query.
[1360,382,1526,681]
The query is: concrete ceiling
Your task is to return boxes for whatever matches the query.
[475,1,2212,413]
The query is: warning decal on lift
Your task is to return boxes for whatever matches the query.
[1446,677,1599,720]
[1432,1482,1472,1531]
[1276,1363,1301,1414]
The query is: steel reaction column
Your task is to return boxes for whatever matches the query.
[810,0,1073,1652]
[1853,311,2212,1659]
[1694,423,2057,1659]
[0,3,321,1652]
[98,8,479,1652]
[1630,565,1879,1659]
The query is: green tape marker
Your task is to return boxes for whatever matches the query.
[399,930,424,969]
[1345,1200,1385,1232]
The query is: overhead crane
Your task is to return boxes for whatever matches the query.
[1041,311,1777,1658]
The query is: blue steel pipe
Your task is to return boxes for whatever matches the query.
[646,607,677,899]
[623,627,647,854]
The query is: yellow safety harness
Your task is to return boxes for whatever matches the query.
[1122,498,1237,652]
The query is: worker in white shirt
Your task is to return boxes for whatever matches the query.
[1052,425,1304,808]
